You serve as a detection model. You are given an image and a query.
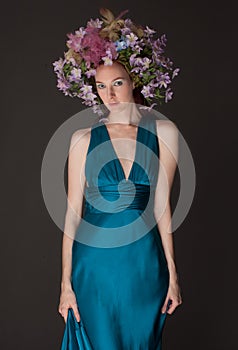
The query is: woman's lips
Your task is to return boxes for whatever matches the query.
[108,102,120,106]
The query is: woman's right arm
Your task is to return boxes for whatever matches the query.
[58,129,90,323]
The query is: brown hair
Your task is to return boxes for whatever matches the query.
[132,87,150,107]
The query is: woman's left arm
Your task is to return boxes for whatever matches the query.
[154,119,182,315]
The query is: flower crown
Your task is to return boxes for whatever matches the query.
[52,8,180,115]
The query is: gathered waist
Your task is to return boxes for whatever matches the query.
[84,183,154,215]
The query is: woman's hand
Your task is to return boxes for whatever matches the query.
[58,286,81,323]
[161,279,182,315]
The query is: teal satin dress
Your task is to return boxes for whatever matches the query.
[60,114,170,350]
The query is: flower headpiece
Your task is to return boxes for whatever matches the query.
[52,8,180,115]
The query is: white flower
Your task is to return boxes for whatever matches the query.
[102,56,113,65]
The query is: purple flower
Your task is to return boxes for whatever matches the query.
[126,33,138,47]
[160,57,173,70]
[85,69,96,78]
[124,18,133,27]
[120,27,131,36]
[152,53,163,67]
[141,85,154,98]
[144,26,156,37]
[131,66,141,74]
[160,34,167,47]
[158,73,171,89]
[133,45,143,54]
[68,67,82,83]
[84,92,98,101]
[149,79,159,88]
[121,19,134,36]
[53,10,179,112]
[57,78,71,93]
[152,38,164,55]
[53,58,64,72]
[172,68,180,79]
[79,85,93,95]
[130,55,145,68]
[78,84,98,106]
[141,57,151,71]
[129,53,138,66]
[165,88,173,103]
[66,57,77,67]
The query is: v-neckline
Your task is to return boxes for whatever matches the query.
[102,121,141,181]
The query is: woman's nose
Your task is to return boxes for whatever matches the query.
[108,86,116,99]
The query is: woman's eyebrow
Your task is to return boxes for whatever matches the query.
[95,77,125,83]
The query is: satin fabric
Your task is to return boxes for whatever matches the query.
[60,114,170,350]
[61,308,93,350]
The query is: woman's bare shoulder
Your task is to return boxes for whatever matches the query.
[155,118,178,132]
[155,119,179,142]
[155,119,179,163]
[69,126,92,152]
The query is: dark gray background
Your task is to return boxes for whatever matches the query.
[0,0,236,349]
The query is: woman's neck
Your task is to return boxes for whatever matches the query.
[106,102,142,126]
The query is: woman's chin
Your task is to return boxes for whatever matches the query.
[107,101,132,113]
[107,102,122,112]
[108,102,120,108]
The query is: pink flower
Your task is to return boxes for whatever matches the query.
[80,27,117,67]
[104,41,118,59]
[66,33,83,52]
[80,27,105,66]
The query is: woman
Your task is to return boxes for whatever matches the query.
[55,8,182,349]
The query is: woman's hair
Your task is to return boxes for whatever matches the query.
[115,61,149,107]
[132,87,150,107]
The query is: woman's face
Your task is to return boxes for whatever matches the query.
[95,61,135,112]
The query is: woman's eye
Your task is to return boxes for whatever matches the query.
[97,84,105,89]
[114,80,123,86]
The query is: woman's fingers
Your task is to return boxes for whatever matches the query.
[161,281,183,315]
[72,304,81,322]
[59,304,81,323]
[166,297,182,314]
[166,295,182,315]
[63,310,68,323]
[58,289,81,323]
[161,292,183,315]
[161,296,170,314]
[58,306,69,323]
